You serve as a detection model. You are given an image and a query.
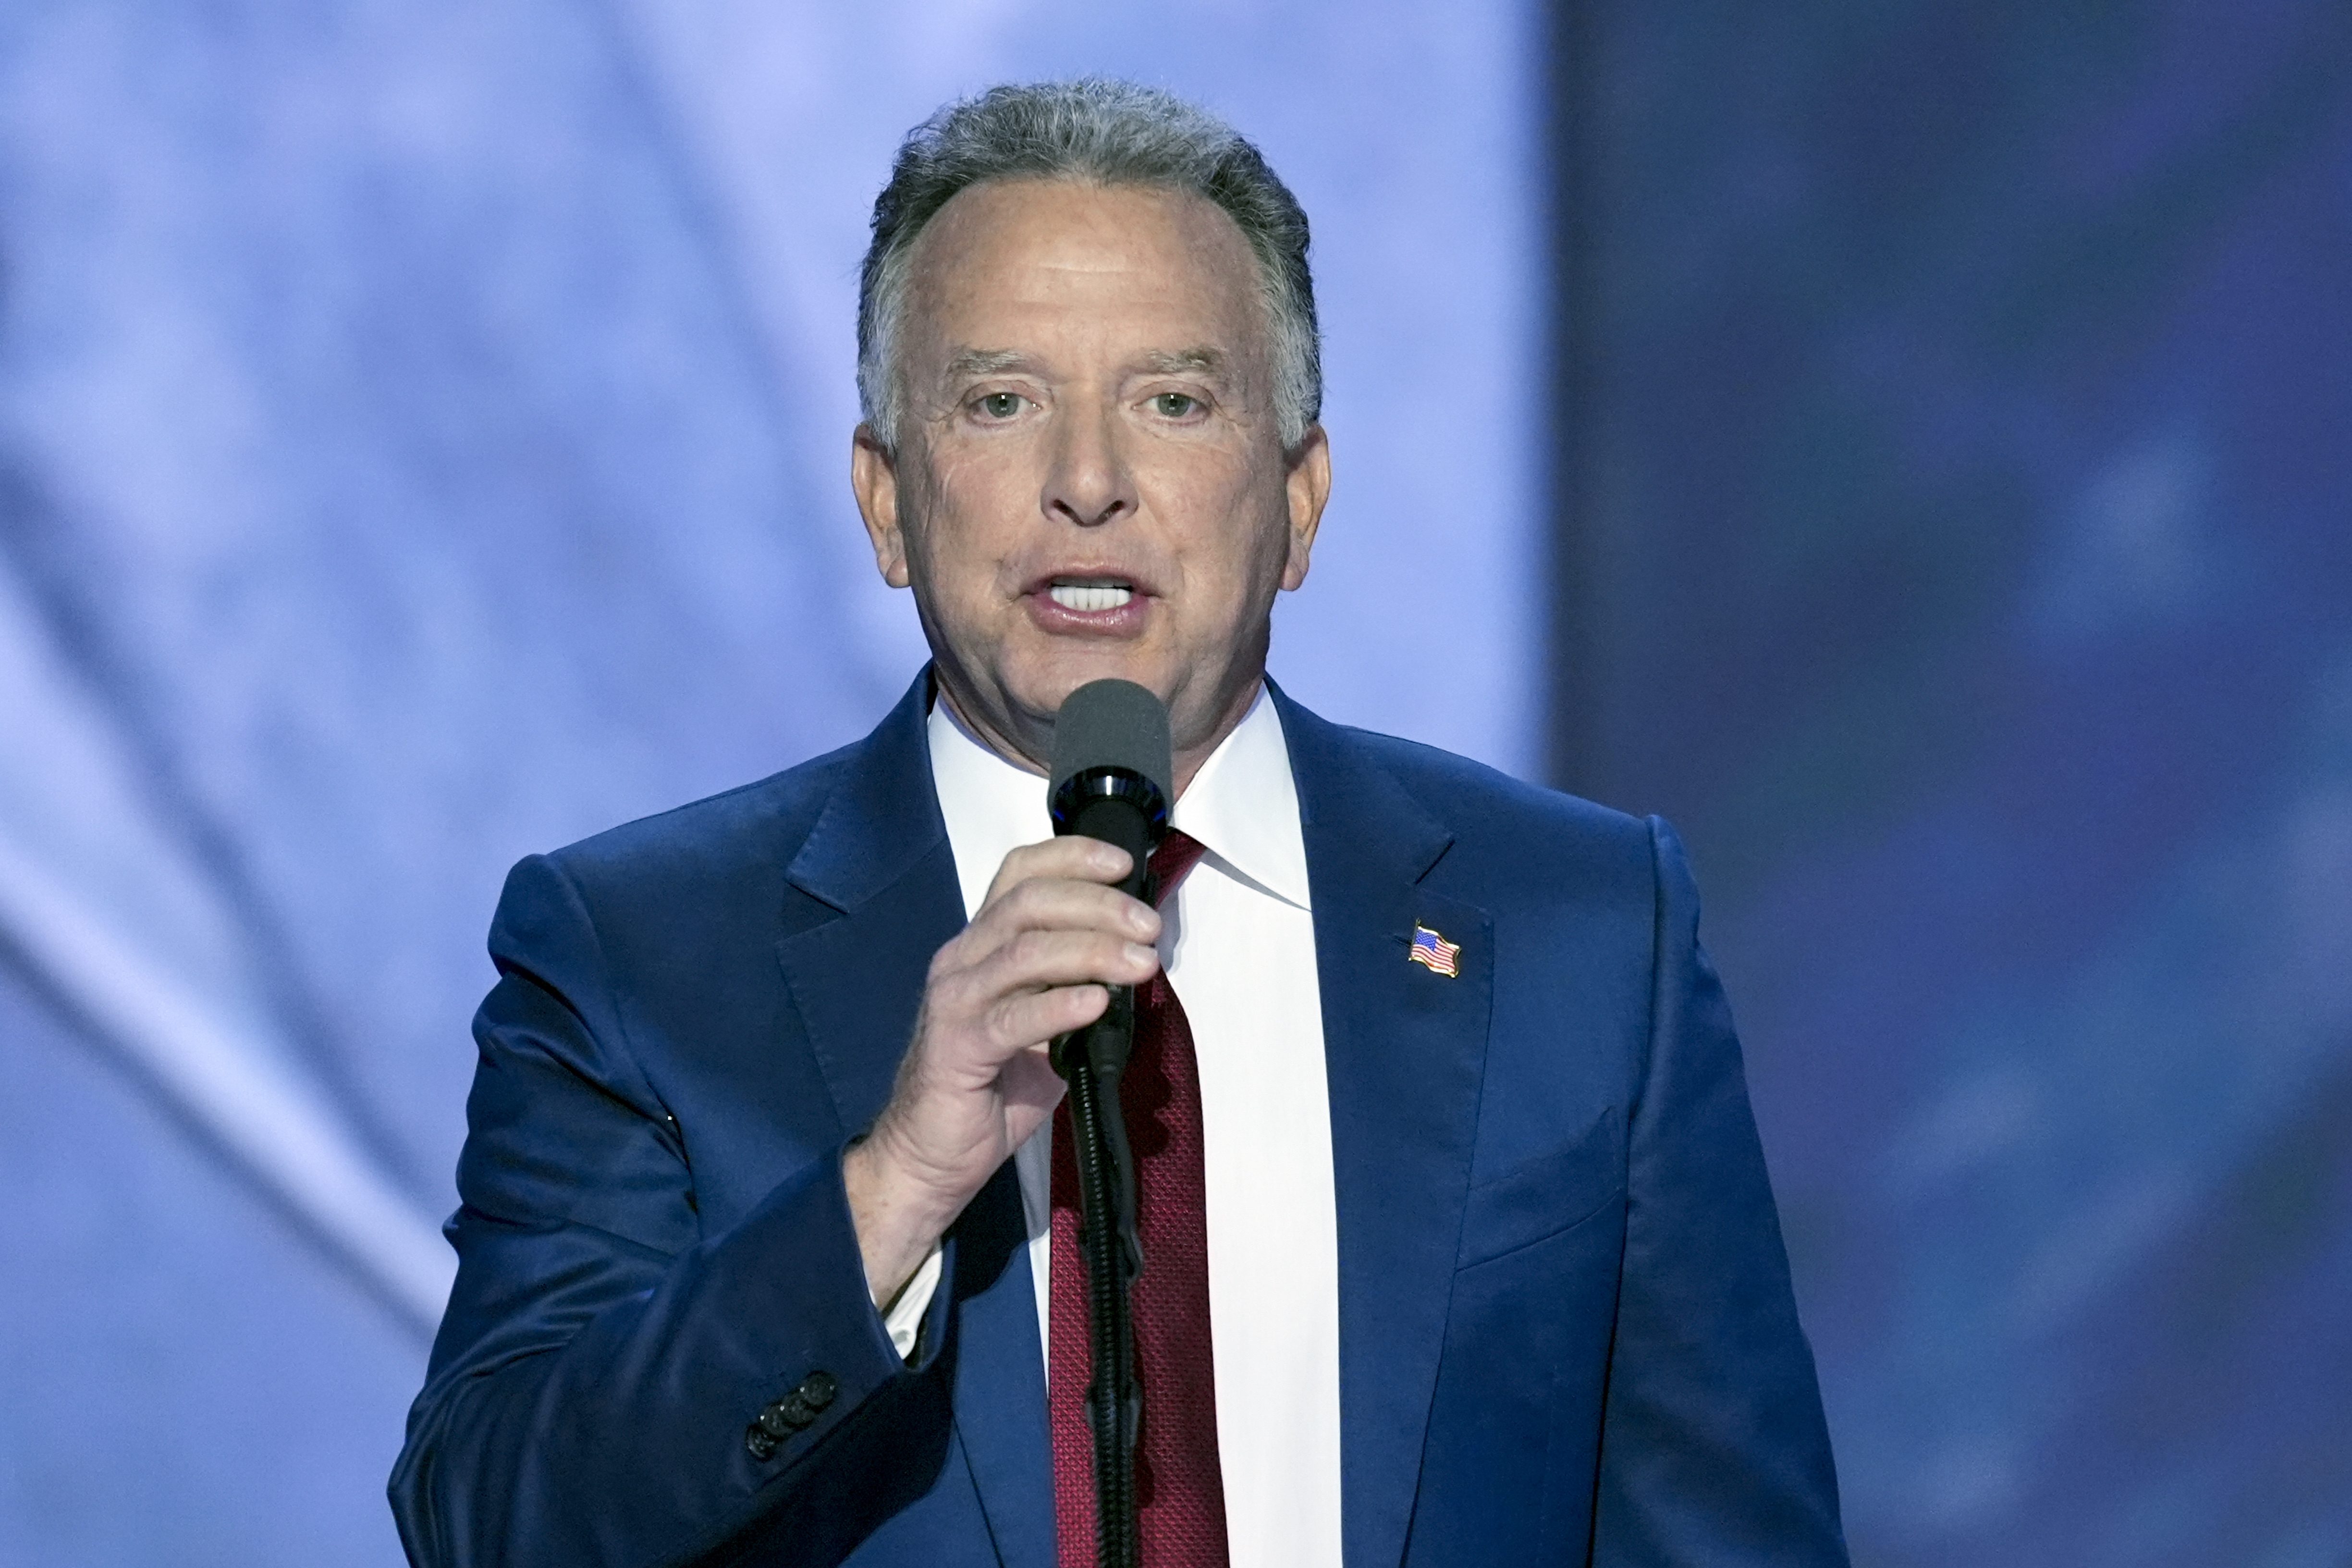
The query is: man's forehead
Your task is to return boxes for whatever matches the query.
[909,179,1256,296]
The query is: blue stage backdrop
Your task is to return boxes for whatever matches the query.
[0,3,1538,1563]
[1552,2,2352,1564]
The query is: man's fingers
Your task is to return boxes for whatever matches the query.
[945,876,1157,975]
[899,980,1108,1101]
[982,835,1134,907]
[991,877,1157,943]
[987,983,1115,1055]
[932,929,1157,1033]
[988,925,1158,994]
[918,924,1159,1079]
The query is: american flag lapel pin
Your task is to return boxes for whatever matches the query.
[1408,924,1461,977]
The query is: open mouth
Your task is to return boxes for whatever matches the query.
[1046,580,1135,612]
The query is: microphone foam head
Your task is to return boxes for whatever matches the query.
[1050,678,1174,809]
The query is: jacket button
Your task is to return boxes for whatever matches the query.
[796,1371,838,1412]
[757,1403,798,1439]
[744,1424,778,1461]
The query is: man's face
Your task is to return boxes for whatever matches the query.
[852,177,1330,781]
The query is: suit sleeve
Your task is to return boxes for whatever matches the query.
[389,854,959,1568]
[1589,819,1849,1566]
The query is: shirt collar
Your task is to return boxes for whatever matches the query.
[927,697,1049,922]
[1171,686,1311,911]
[925,683,1310,919]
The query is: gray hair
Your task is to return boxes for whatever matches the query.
[857,79,1322,452]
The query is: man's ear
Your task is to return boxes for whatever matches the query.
[1280,424,1332,591]
[851,425,912,588]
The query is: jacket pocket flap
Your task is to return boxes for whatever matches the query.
[1456,1105,1625,1268]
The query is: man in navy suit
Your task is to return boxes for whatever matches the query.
[391,80,1847,1567]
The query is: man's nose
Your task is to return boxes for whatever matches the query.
[1041,401,1136,528]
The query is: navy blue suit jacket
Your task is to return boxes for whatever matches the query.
[391,674,1846,1567]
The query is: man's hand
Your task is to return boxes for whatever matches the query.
[844,835,1162,1307]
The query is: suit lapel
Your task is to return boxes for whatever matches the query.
[772,671,1054,1568]
[774,674,962,1135]
[1274,687,1494,1568]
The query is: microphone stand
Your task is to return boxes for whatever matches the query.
[1053,994,1144,1568]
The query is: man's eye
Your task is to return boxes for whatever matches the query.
[1152,392,1200,418]
[978,392,1024,419]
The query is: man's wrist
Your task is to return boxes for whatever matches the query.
[842,1134,958,1307]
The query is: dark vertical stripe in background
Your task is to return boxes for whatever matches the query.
[1550,1,2352,1562]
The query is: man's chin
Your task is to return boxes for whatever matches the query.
[1003,649,1177,716]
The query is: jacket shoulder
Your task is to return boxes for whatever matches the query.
[529,737,862,910]
[1310,719,1658,893]
[1335,725,1639,833]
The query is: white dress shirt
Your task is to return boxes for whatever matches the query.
[894,686,1343,1568]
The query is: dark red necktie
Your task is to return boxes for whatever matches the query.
[1050,829,1229,1568]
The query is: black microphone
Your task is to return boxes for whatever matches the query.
[1049,677,1172,906]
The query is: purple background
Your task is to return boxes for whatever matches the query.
[0,3,1535,1562]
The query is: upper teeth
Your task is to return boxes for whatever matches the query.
[1050,583,1133,612]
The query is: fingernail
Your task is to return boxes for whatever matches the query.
[1125,943,1156,967]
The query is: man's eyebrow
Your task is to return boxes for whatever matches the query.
[942,348,1039,380]
[1137,347,1227,377]
[938,346,1229,381]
